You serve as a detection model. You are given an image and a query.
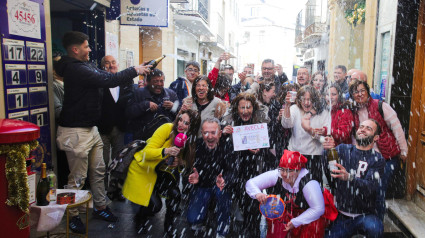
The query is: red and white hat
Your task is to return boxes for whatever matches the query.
[279,150,308,170]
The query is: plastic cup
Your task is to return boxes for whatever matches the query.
[289,91,297,102]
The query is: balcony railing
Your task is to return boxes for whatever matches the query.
[175,0,209,23]
[304,22,327,39]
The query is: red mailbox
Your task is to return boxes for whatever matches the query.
[0,119,39,237]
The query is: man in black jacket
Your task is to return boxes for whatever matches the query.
[187,118,234,237]
[97,55,133,194]
[126,68,179,140]
[55,31,151,234]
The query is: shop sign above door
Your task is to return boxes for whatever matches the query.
[120,0,168,27]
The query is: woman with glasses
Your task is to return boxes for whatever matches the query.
[221,92,272,237]
[246,150,326,238]
[281,85,331,185]
[122,109,200,235]
[348,79,408,221]
[180,75,227,137]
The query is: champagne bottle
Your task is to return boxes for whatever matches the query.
[327,148,340,174]
[146,55,166,69]
[36,163,50,206]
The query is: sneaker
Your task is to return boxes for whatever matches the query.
[69,216,85,234]
[92,207,118,222]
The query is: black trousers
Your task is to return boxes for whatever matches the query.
[135,167,181,233]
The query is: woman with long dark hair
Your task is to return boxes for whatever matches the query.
[325,83,354,145]
[258,83,289,159]
[122,109,200,235]
[221,92,272,237]
[181,75,227,137]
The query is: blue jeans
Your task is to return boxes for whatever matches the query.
[376,157,399,220]
[187,186,231,236]
[325,214,383,238]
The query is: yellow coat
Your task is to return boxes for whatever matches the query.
[122,123,173,206]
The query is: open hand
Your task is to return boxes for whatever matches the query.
[188,168,199,184]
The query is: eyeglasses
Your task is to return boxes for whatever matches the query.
[353,89,367,95]
[278,168,297,173]
[345,75,352,80]
[262,67,274,71]
[186,68,199,73]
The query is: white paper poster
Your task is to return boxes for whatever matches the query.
[27,173,36,204]
[7,0,41,39]
[120,0,168,27]
[232,123,270,151]
[105,32,119,61]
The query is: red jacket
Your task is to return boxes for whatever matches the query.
[331,104,354,145]
[208,67,230,102]
[353,97,401,159]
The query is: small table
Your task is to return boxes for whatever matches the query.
[30,189,92,238]
[64,190,92,238]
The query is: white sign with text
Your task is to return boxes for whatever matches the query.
[120,0,168,27]
[232,123,270,151]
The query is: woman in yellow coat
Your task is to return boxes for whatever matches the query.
[123,109,200,235]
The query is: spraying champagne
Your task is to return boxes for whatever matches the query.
[145,55,166,70]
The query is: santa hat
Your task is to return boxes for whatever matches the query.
[279,150,308,170]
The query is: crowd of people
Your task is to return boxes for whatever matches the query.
[53,31,408,238]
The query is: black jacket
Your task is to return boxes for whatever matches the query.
[126,87,179,138]
[55,56,137,127]
[97,85,133,134]
[193,137,236,189]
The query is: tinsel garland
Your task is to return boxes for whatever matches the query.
[0,140,38,213]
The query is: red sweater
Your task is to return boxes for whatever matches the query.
[208,67,230,102]
[331,104,354,145]
[353,97,401,159]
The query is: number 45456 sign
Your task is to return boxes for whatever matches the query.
[7,0,41,39]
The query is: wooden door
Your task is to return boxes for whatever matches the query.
[407,0,425,208]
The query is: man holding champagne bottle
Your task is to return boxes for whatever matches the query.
[55,31,152,234]
[322,119,385,238]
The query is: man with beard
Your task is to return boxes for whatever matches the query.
[187,118,234,238]
[322,119,385,238]
[126,68,179,140]
[348,80,407,221]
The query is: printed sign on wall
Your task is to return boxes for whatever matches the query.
[7,0,41,39]
[120,0,168,27]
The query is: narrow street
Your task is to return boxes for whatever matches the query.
[31,197,408,238]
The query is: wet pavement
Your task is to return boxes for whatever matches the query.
[30,196,408,238]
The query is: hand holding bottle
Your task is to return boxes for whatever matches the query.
[134,64,152,75]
